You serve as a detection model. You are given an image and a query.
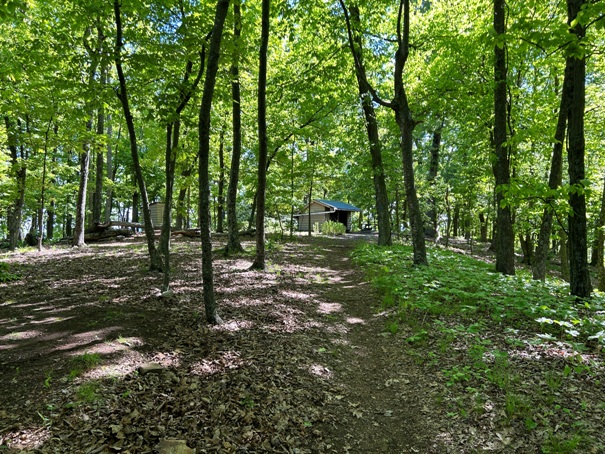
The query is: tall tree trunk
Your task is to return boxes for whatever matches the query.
[216,126,226,233]
[161,51,206,292]
[533,63,572,281]
[425,122,442,238]
[225,0,244,253]
[566,0,591,298]
[251,0,270,270]
[104,120,116,223]
[114,0,162,271]
[492,0,515,275]
[596,179,605,291]
[72,116,93,247]
[92,62,107,226]
[339,2,391,246]
[4,117,26,250]
[198,0,230,323]
[392,0,426,264]
[37,119,53,251]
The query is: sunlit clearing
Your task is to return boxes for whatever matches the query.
[317,302,342,314]
[282,290,313,301]
[53,328,120,352]
[0,329,44,342]
[308,363,333,379]
[2,427,51,450]
[190,351,245,377]
[214,320,254,332]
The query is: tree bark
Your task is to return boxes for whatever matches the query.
[532,62,572,281]
[339,2,391,246]
[566,0,591,298]
[198,0,230,323]
[104,120,116,223]
[114,0,163,271]
[161,50,206,292]
[216,126,226,233]
[425,122,442,238]
[225,0,244,254]
[251,0,270,270]
[92,59,107,226]
[492,0,515,275]
[4,117,26,250]
[72,116,93,247]
[392,0,426,264]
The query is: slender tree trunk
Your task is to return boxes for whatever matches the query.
[492,0,515,275]
[596,179,605,291]
[560,231,570,282]
[225,0,245,254]
[161,121,178,291]
[93,64,107,226]
[198,0,230,323]
[251,0,270,270]
[216,126,226,233]
[392,0,426,264]
[104,119,113,223]
[104,121,116,223]
[4,117,26,250]
[425,122,442,238]
[38,119,53,251]
[339,2,391,246]
[307,148,315,236]
[114,0,162,271]
[72,116,93,247]
[566,0,591,298]
[161,52,206,292]
[290,143,295,238]
[533,62,572,281]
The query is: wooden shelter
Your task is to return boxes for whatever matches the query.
[149,202,165,228]
[294,199,361,233]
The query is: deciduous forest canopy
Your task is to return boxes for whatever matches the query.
[1,0,605,298]
[3,1,605,452]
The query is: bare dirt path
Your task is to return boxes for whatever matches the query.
[296,236,444,453]
[1,235,445,453]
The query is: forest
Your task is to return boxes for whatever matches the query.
[2,0,605,452]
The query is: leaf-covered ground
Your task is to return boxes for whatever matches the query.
[1,235,603,453]
[1,235,444,453]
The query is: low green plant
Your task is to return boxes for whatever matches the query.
[76,381,101,403]
[504,392,532,421]
[443,365,474,386]
[69,352,102,379]
[541,431,583,453]
[0,261,20,282]
[321,221,346,236]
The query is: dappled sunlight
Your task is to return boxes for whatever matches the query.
[0,329,45,347]
[213,319,255,332]
[308,363,333,379]
[1,427,51,451]
[345,317,365,325]
[281,289,314,301]
[317,302,342,314]
[190,350,245,377]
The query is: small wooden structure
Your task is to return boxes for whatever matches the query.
[149,202,165,228]
[294,199,361,233]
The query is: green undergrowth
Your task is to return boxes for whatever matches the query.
[0,261,20,282]
[353,243,605,453]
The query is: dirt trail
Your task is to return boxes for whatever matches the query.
[0,235,445,453]
[291,237,443,453]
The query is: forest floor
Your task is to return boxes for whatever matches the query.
[0,234,603,453]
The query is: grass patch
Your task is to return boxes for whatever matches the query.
[69,352,102,379]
